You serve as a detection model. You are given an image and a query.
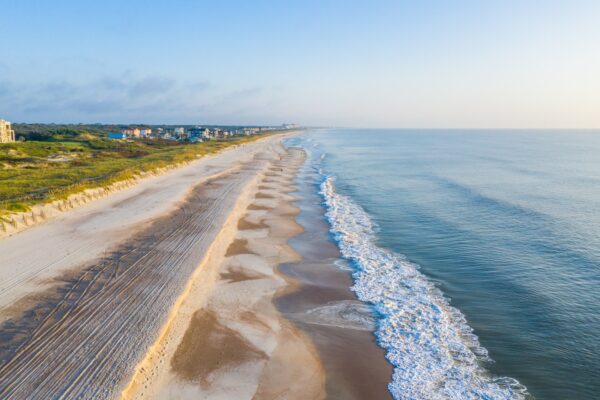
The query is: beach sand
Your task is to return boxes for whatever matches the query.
[123,146,326,400]
[275,147,394,400]
[0,136,297,399]
[0,135,287,321]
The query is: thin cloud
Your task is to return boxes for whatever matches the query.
[0,71,284,124]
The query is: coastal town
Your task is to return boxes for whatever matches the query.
[0,119,299,143]
[111,123,299,141]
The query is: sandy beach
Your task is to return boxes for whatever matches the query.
[0,133,393,399]
[123,146,327,399]
[0,135,318,398]
[0,137,283,318]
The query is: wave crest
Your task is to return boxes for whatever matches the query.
[320,176,528,400]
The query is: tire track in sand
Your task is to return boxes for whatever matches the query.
[0,155,271,399]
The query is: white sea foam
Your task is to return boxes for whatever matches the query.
[320,176,528,400]
[293,300,376,331]
[334,258,353,271]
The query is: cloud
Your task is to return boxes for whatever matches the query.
[0,72,279,124]
[128,76,174,97]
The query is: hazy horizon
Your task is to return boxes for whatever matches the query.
[2,1,599,128]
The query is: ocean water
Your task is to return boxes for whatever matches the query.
[288,129,600,400]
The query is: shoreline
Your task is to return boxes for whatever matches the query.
[0,132,394,399]
[123,145,326,399]
[275,143,394,399]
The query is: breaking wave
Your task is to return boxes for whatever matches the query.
[320,176,528,400]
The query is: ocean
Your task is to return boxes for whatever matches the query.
[286,129,600,400]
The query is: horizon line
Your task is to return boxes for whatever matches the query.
[8,122,600,131]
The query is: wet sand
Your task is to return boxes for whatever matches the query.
[275,148,394,399]
[225,238,253,256]
[170,309,267,383]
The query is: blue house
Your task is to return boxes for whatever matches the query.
[108,133,127,139]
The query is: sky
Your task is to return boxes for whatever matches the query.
[1,0,599,128]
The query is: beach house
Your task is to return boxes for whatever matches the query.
[140,128,152,138]
[174,127,186,139]
[122,128,141,138]
[187,127,203,139]
[0,119,16,143]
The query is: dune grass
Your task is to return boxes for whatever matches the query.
[0,134,270,216]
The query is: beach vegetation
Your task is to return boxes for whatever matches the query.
[0,129,272,216]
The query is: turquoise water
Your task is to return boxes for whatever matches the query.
[291,129,600,399]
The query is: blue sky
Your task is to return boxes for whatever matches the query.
[1,0,599,127]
